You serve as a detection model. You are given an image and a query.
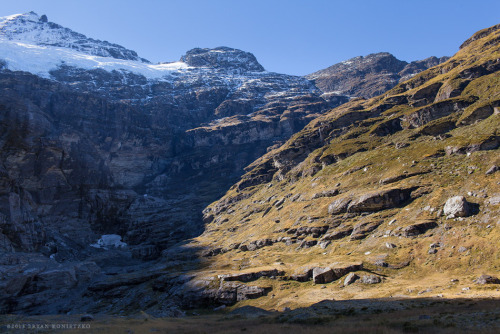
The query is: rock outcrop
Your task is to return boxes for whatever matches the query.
[306,52,449,99]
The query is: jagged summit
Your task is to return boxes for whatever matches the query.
[180,46,265,72]
[0,11,148,62]
[307,52,449,98]
[315,52,407,75]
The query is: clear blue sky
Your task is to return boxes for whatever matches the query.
[1,0,499,75]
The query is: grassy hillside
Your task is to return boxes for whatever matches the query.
[189,23,500,311]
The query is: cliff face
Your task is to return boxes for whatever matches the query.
[0,11,467,316]
[197,24,500,311]
[0,12,342,314]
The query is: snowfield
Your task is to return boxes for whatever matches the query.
[0,39,190,79]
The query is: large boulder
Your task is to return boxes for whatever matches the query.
[476,275,500,284]
[443,196,471,218]
[312,267,335,284]
[347,188,414,213]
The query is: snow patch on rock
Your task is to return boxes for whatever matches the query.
[91,234,127,249]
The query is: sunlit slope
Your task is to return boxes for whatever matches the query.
[190,23,500,310]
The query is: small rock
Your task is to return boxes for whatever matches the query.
[214,305,226,311]
[374,260,389,267]
[428,248,437,254]
[485,165,498,175]
[385,242,397,249]
[458,246,467,253]
[395,142,409,149]
[418,288,433,295]
[361,275,381,284]
[462,287,470,291]
[80,314,94,322]
[451,279,459,282]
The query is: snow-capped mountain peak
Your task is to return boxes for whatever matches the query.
[0,11,148,62]
[180,47,265,73]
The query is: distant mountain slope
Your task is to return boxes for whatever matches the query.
[306,52,449,98]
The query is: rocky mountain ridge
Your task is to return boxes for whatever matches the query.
[307,52,449,99]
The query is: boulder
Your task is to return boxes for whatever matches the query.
[401,220,438,237]
[350,221,382,240]
[236,285,270,301]
[322,225,354,240]
[290,268,312,282]
[348,188,414,212]
[312,267,335,284]
[374,260,389,267]
[443,196,471,218]
[361,275,382,284]
[343,273,359,286]
[212,282,271,304]
[297,239,317,249]
[312,189,339,199]
[476,275,500,284]
[221,269,284,282]
[331,263,363,278]
[310,263,363,284]
[485,165,498,175]
[328,197,352,215]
